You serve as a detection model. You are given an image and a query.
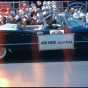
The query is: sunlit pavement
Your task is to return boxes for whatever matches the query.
[0,61,88,87]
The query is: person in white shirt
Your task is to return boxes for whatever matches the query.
[86,12,88,23]
[73,8,85,20]
[73,8,80,19]
[85,12,88,28]
[15,14,20,22]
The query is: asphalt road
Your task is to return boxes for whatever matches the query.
[0,61,88,87]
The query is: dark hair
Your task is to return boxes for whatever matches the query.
[35,1,43,9]
[31,11,37,17]
[3,17,6,24]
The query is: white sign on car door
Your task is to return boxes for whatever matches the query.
[38,34,74,51]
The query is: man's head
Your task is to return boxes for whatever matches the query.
[36,1,43,8]
[45,15,53,26]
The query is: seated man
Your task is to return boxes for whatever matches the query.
[44,15,57,29]
[44,15,64,34]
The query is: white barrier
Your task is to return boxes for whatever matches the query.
[38,34,74,50]
[0,23,17,31]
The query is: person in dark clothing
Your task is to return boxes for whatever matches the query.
[45,15,57,29]
[3,16,7,24]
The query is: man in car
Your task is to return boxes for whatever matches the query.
[44,15,63,34]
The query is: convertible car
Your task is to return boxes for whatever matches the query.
[0,18,88,63]
[0,22,63,62]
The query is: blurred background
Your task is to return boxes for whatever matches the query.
[0,0,88,87]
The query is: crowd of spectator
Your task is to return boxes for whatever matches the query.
[0,1,45,26]
[0,1,88,27]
